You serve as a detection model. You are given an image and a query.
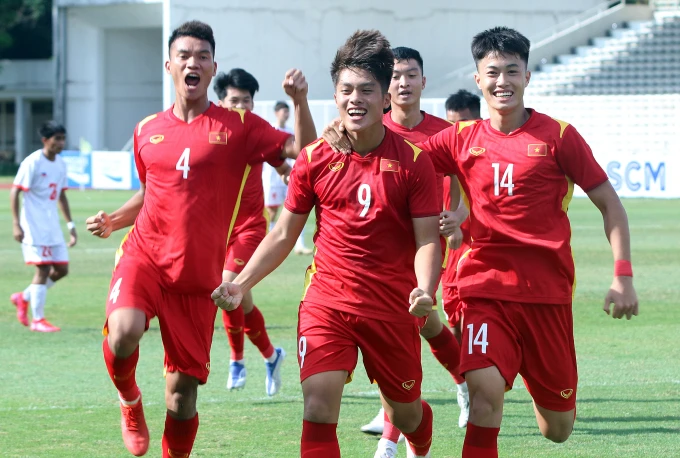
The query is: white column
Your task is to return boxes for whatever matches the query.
[14,95,26,164]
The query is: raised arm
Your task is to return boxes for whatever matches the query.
[282,69,317,157]
[86,183,146,238]
[587,180,638,320]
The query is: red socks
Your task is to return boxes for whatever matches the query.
[301,420,340,458]
[222,308,245,361]
[462,422,500,458]
[382,410,401,443]
[245,306,274,359]
[162,413,199,458]
[403,400,433,456]
[426,326,463,383]
[102,339,140,402]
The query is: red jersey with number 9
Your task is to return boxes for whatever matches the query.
[125,103,290,294]
[420,109,608,304]
[285,128,440,324]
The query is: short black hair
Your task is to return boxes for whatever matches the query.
[213,68,260,101]
[471,26,530,68]
[331,30,394,93]
[39,121,66,139]
[445,90,481,118]
[274,101,289,112]
[168,20,216,57]
[392,46,424,73]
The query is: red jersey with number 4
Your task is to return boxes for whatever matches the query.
[285,128,440,324]
[126,103,289,294]
[420,109,608,304]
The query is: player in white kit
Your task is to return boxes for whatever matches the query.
[262,101,312,254]
[10,121,77,332]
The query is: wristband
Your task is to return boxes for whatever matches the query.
[67,221,76,230]
[614,260,633,277]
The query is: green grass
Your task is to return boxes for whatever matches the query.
[0,188,678,457]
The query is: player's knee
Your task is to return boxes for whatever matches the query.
[419,319,441,339]
[165,384,198,419]
[390,410,421,433]
[468,393,502,423]
[540,419,574,443]
[52,264,68,280]
[303,395,336,423]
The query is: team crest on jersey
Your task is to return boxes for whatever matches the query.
[209,131,228,145]
[234,258,245,266]
[402,380,416,390]
[560,388,574,399]
[150,135,164,144]
[469,147,485,156]
[528,143,548,157]
[328,162,344,172]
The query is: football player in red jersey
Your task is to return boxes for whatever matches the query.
[212,30,440,458]
[213,68,289,396]
[85,21,316,458]
[419,27,639,458]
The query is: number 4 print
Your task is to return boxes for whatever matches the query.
[467,323,489,354]
[109,278,123,304]
[176,148,191,179]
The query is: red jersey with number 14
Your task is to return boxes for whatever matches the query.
[125,103,290,294]
[420,109,608,304]
[285,128,440,324]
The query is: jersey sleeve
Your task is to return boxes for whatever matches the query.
[13,157,34,191]
[417,126,459,176]
[407,149,441,218]
[133,127,147,184]
[555,125,608,192]
[243,111,291,168]
[284,147,315,214]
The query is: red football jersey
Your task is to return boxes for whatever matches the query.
[441,175,471,287]
[285,128,440,324]
[125,103,290,293]
[383,111,451,210]
[420,109,608,304]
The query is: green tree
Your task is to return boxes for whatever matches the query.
[0,0,50,58]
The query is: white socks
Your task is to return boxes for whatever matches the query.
[23,278,54,301]
[29,284,48,320]
[457,381,469,394]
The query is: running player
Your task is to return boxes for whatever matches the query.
[10,121,76,333]
[213,68,288,395]
[85,21,315,457]
[212,30,439,458]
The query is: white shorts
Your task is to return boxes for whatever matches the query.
[22,243,69,265]
[264,184,288,207]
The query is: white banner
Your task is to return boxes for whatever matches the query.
[91,151,132,190]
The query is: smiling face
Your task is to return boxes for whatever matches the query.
[389,58,425,108]
[474,52,530,116]
[334,68,391,134]
[165,36,217,102]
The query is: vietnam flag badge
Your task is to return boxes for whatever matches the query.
[528,143,548,156]
[380,158,400,172]
[209,131,228,145]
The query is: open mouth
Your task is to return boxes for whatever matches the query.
[185,73,200,88]
[348,108,367,119]
[493,90,513,99]
[398,91,412,97]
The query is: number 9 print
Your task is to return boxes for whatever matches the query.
[298,336,307,368]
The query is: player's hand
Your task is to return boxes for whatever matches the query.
[68,228,78,248]
[86,211,113,238]
[409,288,433,318]
[603,276,638,320]
[439,210,464,235]
[212,282,244,311]
[446,227,463,250]
[283,68,308,103]
[322,118,352,155]
[12,222,24,243]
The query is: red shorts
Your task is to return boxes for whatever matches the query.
[224,213,267,274]
[297,302,423,403]
[104,254,217,384]
[459,299,577,412]
[441,284,462,327]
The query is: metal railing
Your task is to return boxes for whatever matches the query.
[651,0,680,10]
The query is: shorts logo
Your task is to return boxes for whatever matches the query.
[150,135,164,144]
[234,258,245,266]
[205,362,211,373]
[402,380,416,390]
[469,147,485,156]
[560,388,574,399]
[209,131,228,145]
[328,162,344,172]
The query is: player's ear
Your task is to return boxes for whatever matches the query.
[164,60,171,74]
[525,70,531,88]
[213,61,217,77]
[422,75,426,91]
[474,71,481,90]
[382,91,391,110]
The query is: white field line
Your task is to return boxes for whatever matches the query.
[1,380,678,413]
